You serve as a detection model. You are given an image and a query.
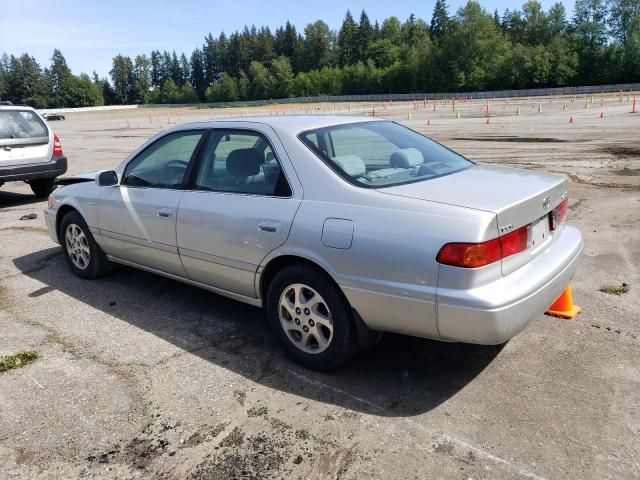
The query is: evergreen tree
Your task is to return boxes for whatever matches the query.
[49,49,72,107]
[572,0,610,83]
[190,48,207,100]
[303,20,334,70]
[430,0,451,41]
[338,11,359,66]
[274,21,298,60]
[180,53,191,85]
[150,50,162,87]
[133,54,151,104]
[357,10,374,62]
[110,54,135,104]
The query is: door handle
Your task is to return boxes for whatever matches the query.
[157,208,173,218]
[258,221,280,234]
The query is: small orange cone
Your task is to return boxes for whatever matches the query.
[600,111,604,118]
[569,115,574,124]
[545,286,581,319]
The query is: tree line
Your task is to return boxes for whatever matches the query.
[1,0,639,108]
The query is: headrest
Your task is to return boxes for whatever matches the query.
[226,148,261,177]
[333,155,366,178]
[390,148,424,168]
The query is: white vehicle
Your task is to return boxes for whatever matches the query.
[0,103,67,197]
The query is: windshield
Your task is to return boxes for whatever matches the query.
[299,121,473,188]
[0,110,48,140]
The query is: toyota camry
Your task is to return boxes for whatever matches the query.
[45,116,583,370]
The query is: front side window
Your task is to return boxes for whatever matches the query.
[299,121,473,188]
[194,130,291,197]
[123,130,204,189]
[0,110,48,143]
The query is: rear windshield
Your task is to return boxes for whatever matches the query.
[0,110,48,140]
[299,121,472,188]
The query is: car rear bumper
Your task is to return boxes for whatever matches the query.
[0,156,67,183]
[436,225,583,344]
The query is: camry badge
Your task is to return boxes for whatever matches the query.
[542,196,551,210]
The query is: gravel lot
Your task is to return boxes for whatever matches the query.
[1,96,639,479]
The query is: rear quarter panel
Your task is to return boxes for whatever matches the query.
[268,193,497,339]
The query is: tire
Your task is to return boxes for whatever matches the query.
[266,265,359,370]
[59,211,111,279]
[29,177,56,198]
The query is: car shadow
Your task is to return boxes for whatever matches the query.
[0,189,43,208]
[14,247,504,417]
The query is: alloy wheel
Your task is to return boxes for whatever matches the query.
[278,283,334,354]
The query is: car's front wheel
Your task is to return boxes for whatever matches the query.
[29,177,56,198]
[60,211,111,279]
[267,265,359,370]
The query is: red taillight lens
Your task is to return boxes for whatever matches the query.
[550,197,568,231]
[436,237,502,268]
[436,224,530,268]
[53,134,63,156]
[500,224,529,257]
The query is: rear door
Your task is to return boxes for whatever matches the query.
[0,109,52,166]
[177,125,301,298]
[98,129,207,276]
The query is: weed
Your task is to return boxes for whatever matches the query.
[0,350,39,373]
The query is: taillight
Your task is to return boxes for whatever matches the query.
[550,197,568,231]
[436,224,530,268]
[53,134,63,156]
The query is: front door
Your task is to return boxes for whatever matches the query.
[98,129,206,276]
[177,127,301,298]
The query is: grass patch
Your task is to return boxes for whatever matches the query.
[599,283,630,296]
[0,350,39,373]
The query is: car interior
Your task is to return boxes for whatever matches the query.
[195,132,291,197]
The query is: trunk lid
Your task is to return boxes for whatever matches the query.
[379,164,568,274]
[0,109,52,166]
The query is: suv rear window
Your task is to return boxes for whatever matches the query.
[0,110,48,141]
[299,121,472,188]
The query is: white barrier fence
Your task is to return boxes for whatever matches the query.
[37,82,640,113]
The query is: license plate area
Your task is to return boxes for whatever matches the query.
[530,216,550,250]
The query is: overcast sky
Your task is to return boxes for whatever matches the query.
[0,0,574,78]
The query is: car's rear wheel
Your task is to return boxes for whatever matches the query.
[60,211,111,279]
[29,177,56,198]
[267,265,359,370]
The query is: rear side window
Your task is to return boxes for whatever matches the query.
[0,110,48,141]
[299,121,473,188]
[194,130,292,197]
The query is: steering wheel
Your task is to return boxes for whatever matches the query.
[166,160,188,169]
[164,160,189,186]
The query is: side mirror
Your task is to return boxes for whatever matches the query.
[96,170,118,187]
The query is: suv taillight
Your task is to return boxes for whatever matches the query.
[53,134,63,156]
[550,197,568,231]
[436,224,530,268]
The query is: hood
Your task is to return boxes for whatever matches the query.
[55,171,98,186]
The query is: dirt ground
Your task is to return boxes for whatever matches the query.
[1,94,639,479]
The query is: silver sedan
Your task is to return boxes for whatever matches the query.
[44,116,583,369]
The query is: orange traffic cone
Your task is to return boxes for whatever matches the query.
[569,115,574,124]
[600,111,604,118]
[545,286,581,319]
